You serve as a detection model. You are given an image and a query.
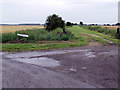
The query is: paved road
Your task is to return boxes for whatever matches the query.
[2,54,95,88]
[2,44,118,88]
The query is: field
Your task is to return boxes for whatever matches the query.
[1,25,118,34]
[100,26,118,29]
[0,25,45,33]
[1,25,119,52]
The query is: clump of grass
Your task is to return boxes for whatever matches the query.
[2,33,17,43]
[2,28,75,43]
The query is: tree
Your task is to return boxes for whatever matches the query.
[107,24,110,26]
[80,21,83,25]
[66,22,72,26]
[45,14,66,33]
[74,23,78,25]
[71,23,77,25]
[116,23,120,26]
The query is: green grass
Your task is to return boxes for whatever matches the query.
[1,28,76,43]
[67,26,118,44]
[2,25,119,52]
[2,41,86,52]
[81,26,117,37]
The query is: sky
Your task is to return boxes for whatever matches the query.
[0,0,119,24]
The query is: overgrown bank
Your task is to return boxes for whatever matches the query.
[81,26,117,38]
[1,28,75,43]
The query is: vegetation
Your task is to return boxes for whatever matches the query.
[66,22,72,26]
[72,23,78,25]
[1,25,44,34]
[116,28,120,39]
[2,41,87,52]
[1,28,75,43]
[1,33,17,43]
[1,25,119,52]
[1,13,119,52]
[45,14,66,33]
[81,26,117,38]
[80,21,83,25]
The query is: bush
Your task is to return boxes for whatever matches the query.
[66,22,72,26]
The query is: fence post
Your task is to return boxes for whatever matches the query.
[116,28,120,39]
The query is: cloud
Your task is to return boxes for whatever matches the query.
[1,0,118,24]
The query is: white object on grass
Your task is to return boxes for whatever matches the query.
[17,34,29,38]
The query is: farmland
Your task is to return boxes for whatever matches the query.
[1,25,118,34]
[0,25,44,33]
[1,25,119,52]
[100,26,118,29]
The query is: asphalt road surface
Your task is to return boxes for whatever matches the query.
[2,44,118,88]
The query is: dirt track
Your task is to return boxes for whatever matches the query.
[2,44,118,88]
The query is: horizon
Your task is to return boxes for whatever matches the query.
[0,21,119,25]
[0,22,118,25]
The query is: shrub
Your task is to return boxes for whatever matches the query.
[80,21,84,25]
[66,22,72,26]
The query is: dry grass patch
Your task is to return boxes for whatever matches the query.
[100,26,118,29]
[1,25,45,33]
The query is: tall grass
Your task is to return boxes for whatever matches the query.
[1,33,17,43]
[81,26,117,38]
[2,28,75,43]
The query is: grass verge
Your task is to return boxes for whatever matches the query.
[67,26,118,45]
[2,41,87,52]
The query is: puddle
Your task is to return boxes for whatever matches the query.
[65,50,96,58]
[84,52,96,58]
[12,57,60,67]
[103,39,113,43]
[7,49,95,60]
[6,49,95,67]
[64,49,89,53]
[7,51,67,59]
[70,68,76,72]
[0,52,6,55]
[7,49,90,59]
[99,50,118,55]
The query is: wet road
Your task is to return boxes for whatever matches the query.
[2,53,95,88]
[2,45,118,88]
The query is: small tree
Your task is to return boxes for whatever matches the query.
[80,21,83,25]
[66,22,72,26]
[71,23,77,25]
[45,14,66,33]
